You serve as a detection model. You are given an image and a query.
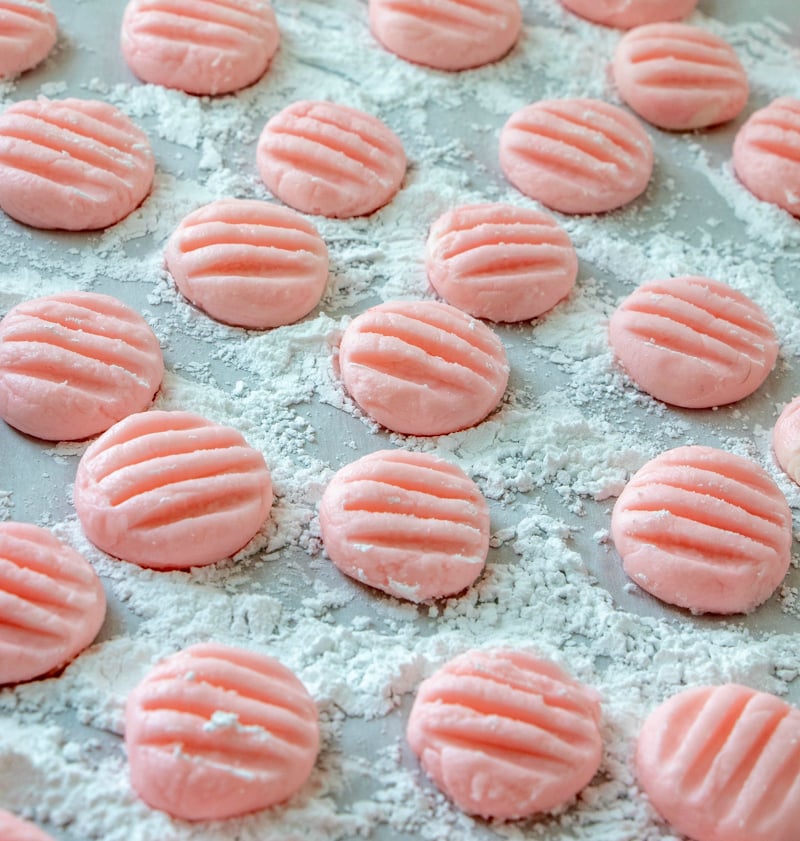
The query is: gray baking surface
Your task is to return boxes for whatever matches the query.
[0,1,799,840]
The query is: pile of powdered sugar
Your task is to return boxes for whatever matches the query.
[0,2,798,840]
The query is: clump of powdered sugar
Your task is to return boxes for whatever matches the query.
[0,2,798,841]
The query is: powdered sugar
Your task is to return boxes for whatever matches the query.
[0,1,798,840]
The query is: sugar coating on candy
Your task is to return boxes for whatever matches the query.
[406,649,603,820]
[0,0,57,79]
[319,449,489,602]
[637,684,800,841]
[614,23,748,131]
[165,199,329,329]
[559,0,697,29]
[0,810,57,841]
[257,100,406,219]
[125,642,319,821]
[0,292,164,441]
[426,203,577,322]
[733,97,800,217]
[0,97,154,230]
[368,0,521,72]
[0,522,106,686]
[773,396,800,485]
[74,410,273,570]
[499,99,654,214]
[608,276,778,409]
[121,0,279,96]
[338,300,509,436]
[612,446,792,615]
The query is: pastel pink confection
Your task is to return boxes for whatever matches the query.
[121,0,279,96]
[338,300,509,436]
[733,97,800,217]
[637,684,800,841]
[406,649,603,820]
[559,0,697,29]
[773,396,800,485]
[74,410,273,570]
[165,199,329,329]
[612,446,792,615]
[0,97,154,231]
[608,276,778,409]
[126,642,319,821]
[499,99,654,214]
[0,292,164,441]
[368,0,521,72]
[0,522,106,685]
[257,100,406,219]
[319,449,490,602]
[0,811,57,841]
[426,203,578,322]
[0,0,57,78]
[614,24,748,131]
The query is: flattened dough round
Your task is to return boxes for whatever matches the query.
[257,100,406,218]
[0,97,154,230]
[560,0,697,29]
[165,199,329,329]
[121,0,280,95]
[773,396,800,485]
[369,0,521,71]
[0,0,57,79]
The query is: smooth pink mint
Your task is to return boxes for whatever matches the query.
[338,300,509,436]
[637,684,800,841]
[126,643,319,820]
[319,449,490,601]
[612,446,792,615]
[0,292,164,441]
[0,810,58,841]
[0,522,106,685]
[499,98,653,214]
[0,0,57,78]
[165,199,329,329]
[773,396,800,485]
[426,203,578,322]
[407,649,603,820]
[74,410,273,570]
[614,23,748,130]
[559,0,697,28]
[257,100,406,218]
[369,0,521,71]
[733,97,800,217]
[609,276,778,408]
[121,0,280,95]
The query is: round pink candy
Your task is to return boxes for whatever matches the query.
[608,276,778,409]
[369,0,521,71]
[614,23,748,131]
[126,643,319,820]
[0,98,154,231]
[559,0,698,29]
[319,449,490,602]
[0,292,164,441]
[426,203,578,322]
[733,97,800,217]
[257,100,406,219]
[0,522,106,685]
[773,396,800,485]
[612,446,792,615]
[74,410,273,570]
[0,0,57,79]
[0,811,57,841]
[165,199,329,329]
[407,649,603,820]
[338,300,509,436]
[121,0,280,95]
[499,99,654,214]
[637,684,800,841]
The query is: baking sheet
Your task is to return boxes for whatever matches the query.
[0,1,799,839]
